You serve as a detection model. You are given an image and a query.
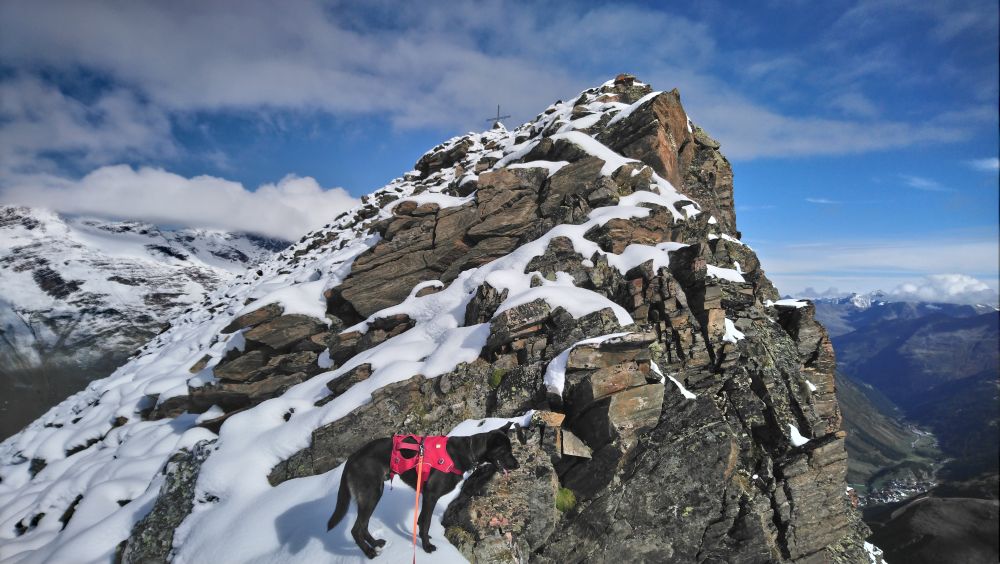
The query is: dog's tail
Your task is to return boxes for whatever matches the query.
[327,472,352,531]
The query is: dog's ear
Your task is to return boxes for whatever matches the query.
[514,424,527,445]
[501,421,514,433]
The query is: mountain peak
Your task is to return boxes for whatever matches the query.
[848,290,888,310]
[0,80,874,563]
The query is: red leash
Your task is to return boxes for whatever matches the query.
[411,442,424,563]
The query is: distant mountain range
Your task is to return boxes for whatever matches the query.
[807,290,995,338]
[812,292,998,479]
[813,291,998,564]
[0,205,287,438]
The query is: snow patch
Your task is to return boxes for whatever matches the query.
[508,160,570,176]
[767,299,809,308]
[723,318,746,343]
[651,361,697,399]
[707,265,746,283]
[788,424,811,447]
[607,91,662,125]
[549,131,640,176]
[240,279,329,322]
[543,333,631,395]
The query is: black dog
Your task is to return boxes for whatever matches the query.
[327,423,520,558]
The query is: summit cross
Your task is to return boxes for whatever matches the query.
[485,104,511,128]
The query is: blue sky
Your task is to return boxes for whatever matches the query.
[0,0,997,301]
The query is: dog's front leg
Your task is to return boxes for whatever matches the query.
[418,491,441,553]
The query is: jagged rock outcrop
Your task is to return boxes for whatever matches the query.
[1,76,876,564]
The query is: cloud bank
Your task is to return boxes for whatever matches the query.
[756,235,999,304]
[0,166,358,240]
[0,0,993,177]
[889,274,998,305]
[967,157,1000,171]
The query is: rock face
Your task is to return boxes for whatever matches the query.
[264,77,869,562]
[1,76,876,564]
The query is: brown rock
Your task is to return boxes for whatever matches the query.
[221,303,284,334]
[263,351,319,375]
[244,315,326,351]
[566,361,648,412]
[441,237,518,281]
[540,157,606,217]
[570,383,664,450]
[325,363,373,397]
[566,345,651,370]
[466,194,539,241]
[213,350,268,382]
[188,354,212,374]
[218,372,307,402]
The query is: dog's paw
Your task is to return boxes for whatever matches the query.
[373,538,386,548]
[422,542,437,553]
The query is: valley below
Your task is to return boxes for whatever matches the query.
[817,294,999,564]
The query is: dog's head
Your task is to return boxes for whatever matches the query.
[484,422,520,473]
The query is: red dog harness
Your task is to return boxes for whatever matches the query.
[389,434,462,484]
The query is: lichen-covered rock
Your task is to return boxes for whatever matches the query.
[444,435,560,562]
[122,440,215,563]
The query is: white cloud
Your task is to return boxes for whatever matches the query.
[889,274,999,305]
[657,69,975,160]
[0,0,987,172]
[805,198,841,205]
[828,91,879,118]
[0,0,579,131]
[754,235,1000,301]
[799,286,848,298]
[0,76,173,174]
[830,0,1000,44]
[0,166,359,240]
[898,174,950,192]
[736,204,777,212]
[967,157,1000,171]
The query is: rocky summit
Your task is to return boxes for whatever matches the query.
[0,76,878,563]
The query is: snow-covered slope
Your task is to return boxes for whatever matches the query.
[0,78,875,563]
[0,206,287,437]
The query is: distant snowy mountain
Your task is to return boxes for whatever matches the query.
[802,289,995,338]
[0,205,287,437]
[801,290,889,310]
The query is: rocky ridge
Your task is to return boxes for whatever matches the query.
[0,76,876,563]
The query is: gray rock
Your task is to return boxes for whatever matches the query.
[122,440,215,563]
[443,434,560,561]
